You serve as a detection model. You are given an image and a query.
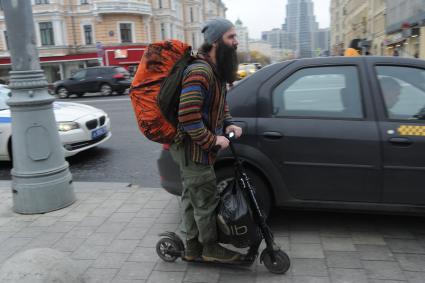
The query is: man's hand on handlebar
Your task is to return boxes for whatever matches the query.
[225,125,242,139]
[213,125,242,152]
[214,136,230,150]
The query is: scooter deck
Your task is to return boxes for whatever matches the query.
[182,256,255,267]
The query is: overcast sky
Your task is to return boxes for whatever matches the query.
[222,0,331,39]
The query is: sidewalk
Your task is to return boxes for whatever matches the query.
[0,181,424,283]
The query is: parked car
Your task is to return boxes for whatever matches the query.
[54,66,131,98]
[0,87,111,161]
[237,63,257,80]
[158,56,425,215]
[253,62,263,70]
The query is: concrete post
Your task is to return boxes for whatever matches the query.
[3,0,75,214]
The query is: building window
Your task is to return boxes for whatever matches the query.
[190,7,194,22]
[3,31,9,50]
[35,0,49,4]
[160,23,166,40]
[81,0,89,4]
[39,22,54,46]
[170,24,174,39]
[120,23,132,43]
[159,0,162,8]
[83,25,93,45]
[192,33,196,48]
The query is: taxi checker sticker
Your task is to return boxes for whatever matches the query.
[397,125,425,137]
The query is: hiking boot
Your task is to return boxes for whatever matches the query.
[202,243,242,263]
[184,238,202,261]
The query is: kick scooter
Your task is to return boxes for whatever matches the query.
[156,132,290,274]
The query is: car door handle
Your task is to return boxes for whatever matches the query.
[262,131,283,139]
[389,137,412,146]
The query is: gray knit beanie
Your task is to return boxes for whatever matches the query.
[201,17,234,44]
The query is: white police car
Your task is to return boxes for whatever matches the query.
[0,86,111,161]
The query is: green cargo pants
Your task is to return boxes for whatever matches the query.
[169,143,219,244]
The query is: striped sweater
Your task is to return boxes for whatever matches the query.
[174,55,233,165]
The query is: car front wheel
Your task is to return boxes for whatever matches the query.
[215,166,272,219]
[100,83,112,96]
[56,87,69,99]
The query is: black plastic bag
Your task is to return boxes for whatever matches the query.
[217,178,261,248]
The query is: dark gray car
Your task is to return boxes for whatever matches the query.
[54,66,131,98]
[157,56,425,215]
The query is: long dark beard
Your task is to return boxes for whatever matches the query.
[215,40,238,84]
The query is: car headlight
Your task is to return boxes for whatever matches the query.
[57,122,79,132]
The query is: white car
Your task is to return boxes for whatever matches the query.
[0,86,111,161]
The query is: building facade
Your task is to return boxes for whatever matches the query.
[368,0,386,56]
[0,0,226,83]
[262,28,288,49]
[315,28,330,56]
[234,19,249,53]
[263,0,324,59]
[331,0,386,56]
[284,0,318,58]
[330,0,425,58]
[330,0,348,55]
[385,0,425,58]
[248,39,293,63]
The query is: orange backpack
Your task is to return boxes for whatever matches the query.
[129,40,192,144]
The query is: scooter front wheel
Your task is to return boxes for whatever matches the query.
[261,249,290,274]
[156,237,181,262]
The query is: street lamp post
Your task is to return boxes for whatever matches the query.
[3,0,75,214]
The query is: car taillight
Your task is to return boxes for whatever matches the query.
[113,73,125,79]
[163,144,170,150]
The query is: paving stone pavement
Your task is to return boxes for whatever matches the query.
[0,181,424,283]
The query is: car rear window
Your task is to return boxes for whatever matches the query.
[376,66,425,120]
[115,67,129,74]
[87,68,100,76]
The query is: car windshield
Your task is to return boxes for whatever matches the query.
[0,87,10,110]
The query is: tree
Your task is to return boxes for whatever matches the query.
[250,51,271,66]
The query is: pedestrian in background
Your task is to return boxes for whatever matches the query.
[169,17,243,263]
[344,39,361,56]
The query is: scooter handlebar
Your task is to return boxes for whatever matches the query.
[212,131,236,153]
[225,131,236,140]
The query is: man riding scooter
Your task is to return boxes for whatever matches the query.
[169,17,244,263]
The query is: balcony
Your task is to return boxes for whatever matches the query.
[31,3,66,15]
[93,1,152,16]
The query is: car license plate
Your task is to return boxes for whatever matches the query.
[91,126,107,139]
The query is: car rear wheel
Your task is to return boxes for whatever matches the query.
[215,166,272,219]
[100,83,112,96]
[57,87,69,99]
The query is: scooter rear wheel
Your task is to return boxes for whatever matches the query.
[262,250,290,274]
[156,237,180,262]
